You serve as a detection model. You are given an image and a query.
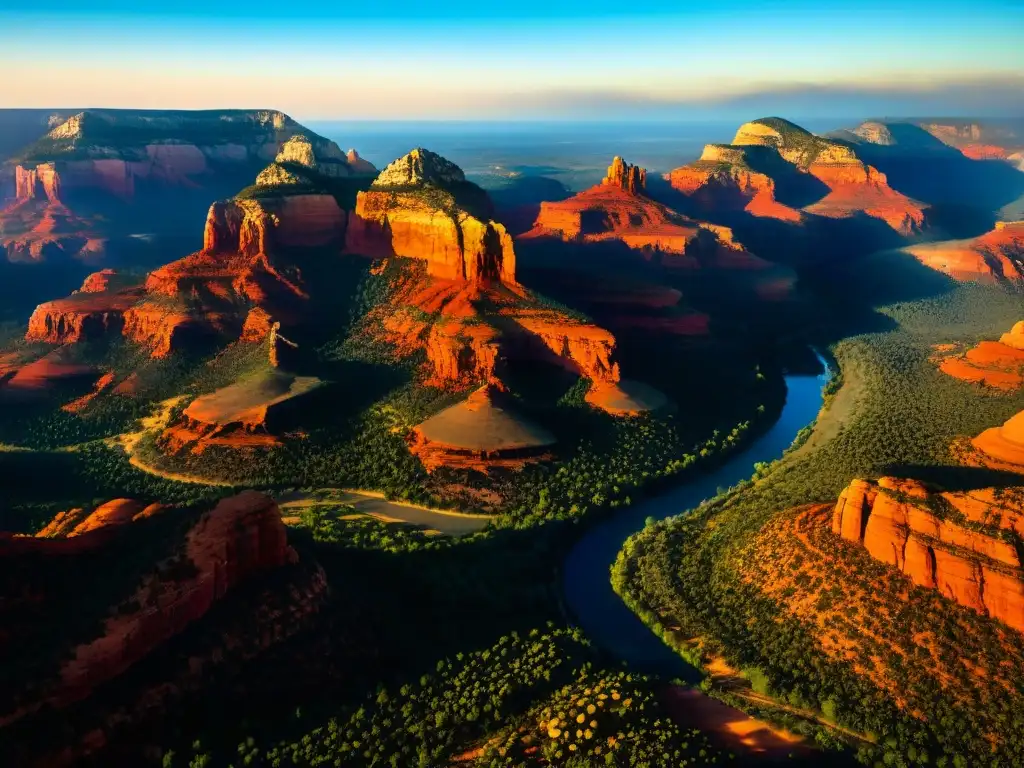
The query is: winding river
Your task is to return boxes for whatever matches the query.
[562,364,831,682]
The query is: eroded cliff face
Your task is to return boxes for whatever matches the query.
[203,195,347,256]
[25,273,143,344]
[346,149,516,285]
[665,147,801,222]
[23,188,336,356]
[904,221,1024,285]
[603,156,646,194]
[832,477,1024,632]
[667,118,926,235]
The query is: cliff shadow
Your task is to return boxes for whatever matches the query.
[491,174,572,234]
[853,125,1024,231]
[879,463,1024,492]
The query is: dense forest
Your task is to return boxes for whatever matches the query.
[614,282,1024,767]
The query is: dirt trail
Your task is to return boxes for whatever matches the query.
[111,400,491,534]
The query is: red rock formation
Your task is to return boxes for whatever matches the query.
[69,499,145,536]
[203,195,347,255]
[2,349,96,391]
[61,370,118,413]
[970,410,1024,472]
[0,492,298,728]
[525,156,780,270]
[15,163,61,203]
[346,149,516,285]
[934,324,1024,390]
[346,149,378,175]
[666,145,803,223]
[410,383,557,472]
[803,162,925,235]
[23,190,332,356]
[667,119,926,235]
[25,286,143,344]
[241,306,275,342]
[832,477,1024,631]
[603,156,646,194]
[904,221,1024,284]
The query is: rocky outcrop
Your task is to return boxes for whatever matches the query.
[667,117,926,235]
[511,313,620,383]
[0,491,305,729]
[934,323,1024,391]
[3,109,366,265]
[665,146,801,222]
[372,147,464,187]
[527,156,762,257]
[161,370,323,454]
[346,149,516,284]
[346,149,377,175]
[1000,321,1024,351]
[832,477,1024,631]
[14,163,61,203]
[603,156,646,194]
[970,411,1024,472]
[904,221,1024,284]
[25,284,142,344]
[204,195,347,255]
[410,383,557,472]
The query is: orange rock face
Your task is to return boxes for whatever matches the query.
[904,221,1024,284]
[667,122,926,235]
[25,284,143,345]
[525,157,779,274]
[603,156,646,194]
[934,326,1024,391]
[832,477,1024,631]
[802,163,925,235]
[970,411,1024,472]
[346,189,516,284]
[23,192,328,357]
[346,148,516,285]
[666,147,802,223]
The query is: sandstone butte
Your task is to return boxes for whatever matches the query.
[24,132,373,358]
[666,117,926,236]
[345,148,517,284]
[524,155,776,268]
[1,109,336,264]
[409,383,557,471]
[346,150,654,399]
[969,410,1024,473]
[934,321,1024,391]
[0,491,327,732]
[161,368,323,455]
[902,221,1024,285]
[831,477,1024,632]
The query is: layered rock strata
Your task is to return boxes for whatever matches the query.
[667,117,926,235]
[346,148,516,284]
[832,477,1024,631]
[903,221,1024,285]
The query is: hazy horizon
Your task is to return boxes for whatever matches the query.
[3,0,1023,119]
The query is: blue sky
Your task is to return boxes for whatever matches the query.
[2,1,1022,120]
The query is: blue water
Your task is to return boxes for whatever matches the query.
[562,366,830,681]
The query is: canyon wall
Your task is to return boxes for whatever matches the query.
[832,477,1024,632]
